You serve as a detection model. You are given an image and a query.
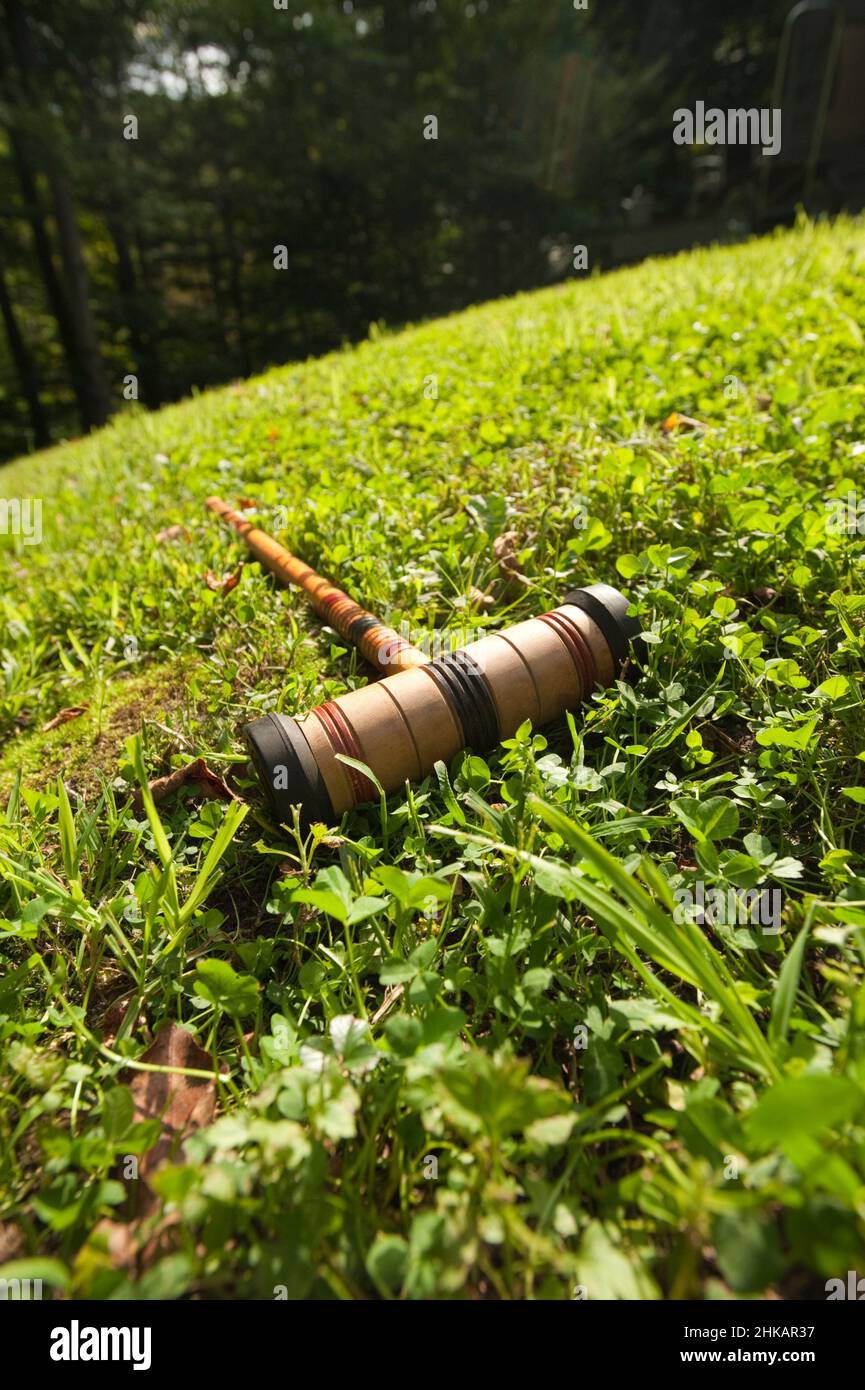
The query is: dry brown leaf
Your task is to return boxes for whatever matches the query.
[749,585,778,607]
[371,984,404,1027]
[492,530,526,583]
[129,1024,219,1185]
[155,523,189,544]
[134,757,240,810]
[90,1025,224,1265]
[204,567,241,595]
[90,1204,185,1276]
[42,705,88,733]
[468,585,495,611]
[661,411,706,434]
[0,1221,26,1263]
[89,1217,143,1271]
[98,995,149,1047]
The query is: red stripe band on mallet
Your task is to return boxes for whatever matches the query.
[537,610,598,697]
[315,700,377,804]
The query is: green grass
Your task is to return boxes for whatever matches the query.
[1,214,865,1301]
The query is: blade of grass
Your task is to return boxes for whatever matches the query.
[769,910,812,1048]
[528,795,780,1079]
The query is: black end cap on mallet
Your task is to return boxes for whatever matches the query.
[562,582,644,675]
[243,712,335,828]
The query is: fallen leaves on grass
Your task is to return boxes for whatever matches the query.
[155,523,189,544]
[468,584,495,610]
[0,1221,26,1263]
[493,530,527,584]
[41,705,88,733]
[661,411,707,433]
[747,585,778,607]
[155,522,189,544]
[134,757,240,810]
[371,984,404,1027]
[97,994,150,1048]
[130,1024,219,1183]
[204,567,241,595]
[92,1025,222,1265]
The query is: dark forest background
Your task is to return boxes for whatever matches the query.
[0,0,807,461]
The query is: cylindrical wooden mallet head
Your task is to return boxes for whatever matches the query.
[245,584,640,826]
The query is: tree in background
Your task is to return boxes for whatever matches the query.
[0,0,794,463]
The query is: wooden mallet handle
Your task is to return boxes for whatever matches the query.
[206,495,428,673]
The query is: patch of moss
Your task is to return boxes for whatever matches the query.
[0,658,201,802]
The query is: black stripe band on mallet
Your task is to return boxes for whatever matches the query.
[424,650,500,751]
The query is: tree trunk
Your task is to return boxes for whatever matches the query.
[216,169,251,376]
[0,249,49,448]
[3,0,111,431]
[47,166,111,427]
[107,213,162,407]
[6,128,92,421]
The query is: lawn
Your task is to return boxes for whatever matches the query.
[1,214,864,1301]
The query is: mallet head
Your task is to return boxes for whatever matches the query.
[245,583,641,828]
